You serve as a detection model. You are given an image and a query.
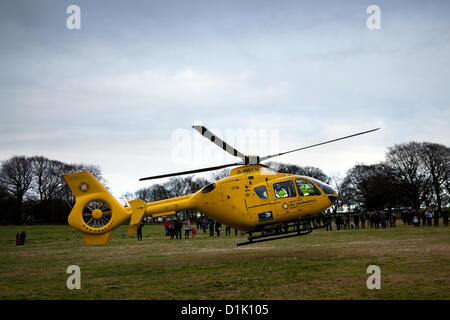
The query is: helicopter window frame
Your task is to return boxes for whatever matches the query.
[273,180,297,198]
[254,185,268,200]
[295,179,321,197]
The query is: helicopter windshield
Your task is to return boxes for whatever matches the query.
[295,179,321,196]
[308,178,338,195]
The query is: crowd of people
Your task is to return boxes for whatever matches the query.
[321,211,398,231]
[401,207,449,227]
[135,206,449,242]
[320,208,449,231]
[162,217,241,240]
[158,208,448,240]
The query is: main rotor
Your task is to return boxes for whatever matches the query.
[139,125,380,181]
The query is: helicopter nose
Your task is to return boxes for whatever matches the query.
[327,186,338,196]
[318,182,338,203]
[328,194,338,204]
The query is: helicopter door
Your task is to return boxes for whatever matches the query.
[245,184,275,224]
[271,180,299,218]
[293,178,323,213]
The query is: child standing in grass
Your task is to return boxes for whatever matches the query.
[191,227,197,239]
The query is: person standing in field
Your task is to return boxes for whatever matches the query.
[201,218,207,234]
[168,222,175,240]
[425,208,433,226]
[184,219,191,239]
[345,214,350,229]
[225,225,231,236]
[353,213,360,229]
[413,215,420,226]
[442,209,448,227]
[137,222,143,241]
[164,219,170,236]
[174,218,182,240]
[16,232,21,245]
[19,230,26,245]
[209,219,215,237]
[215,221,222,236]
[191,227,197,239]
[433,208,440,227]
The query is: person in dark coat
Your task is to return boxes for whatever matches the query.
[16,232,21,245]
[433,208,440,227]
[353,213,360,229]
[137,223,143,241]
[442,209,449,227]
[325,213,333,231]
[168,222,175,240]
[209,219,215,237]
[174,218,182,240]
[215,221,222,236]
[19,230,26,245]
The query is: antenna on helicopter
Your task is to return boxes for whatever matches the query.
[139,126,380,181]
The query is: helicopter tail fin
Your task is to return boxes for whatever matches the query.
[62,171,131,245]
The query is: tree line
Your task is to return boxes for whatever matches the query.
[0,140,448,225]
[0,156,103,224]
[340,142,449,213]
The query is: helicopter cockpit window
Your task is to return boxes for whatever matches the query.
[254,186,268,199]
[273,181,296,198]
[295,179,321,196]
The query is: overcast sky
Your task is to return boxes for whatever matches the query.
[1,0,449,198]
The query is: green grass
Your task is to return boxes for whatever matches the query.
[0,223,449,300]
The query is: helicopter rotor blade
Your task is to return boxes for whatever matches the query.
[259,128,380,162]
[192,125,246,161]
[139,162,242,181]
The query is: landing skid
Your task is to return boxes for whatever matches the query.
[237,217,325,246]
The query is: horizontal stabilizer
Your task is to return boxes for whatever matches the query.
[128,199,146,235]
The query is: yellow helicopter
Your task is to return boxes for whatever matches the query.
[63,125,379,245]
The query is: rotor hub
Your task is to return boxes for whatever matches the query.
[91,208,103,220]
[82,200,112,228]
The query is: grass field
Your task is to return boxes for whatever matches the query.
[0,222,449,300]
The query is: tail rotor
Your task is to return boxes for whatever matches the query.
[82,200,112,229]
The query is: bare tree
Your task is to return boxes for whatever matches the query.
[386,142,429,211]
[340,163,404,211]
[120,192,134,206]
[420,142,450,212]
[32,156,67,202]
[266,161,330,183]
[329,173,344,213]
[0,156,34,223]
[210,169,230,181]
